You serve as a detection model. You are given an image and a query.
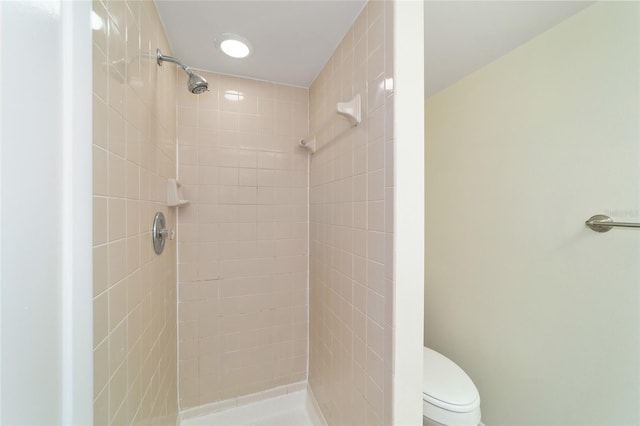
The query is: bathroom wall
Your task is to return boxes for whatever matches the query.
[425,3,639,425]
[308,1,395,424]
[1,1,93,423]
[92,1,178,424]
[176,72,309,409]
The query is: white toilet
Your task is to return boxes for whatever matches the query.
[423,347,481,426]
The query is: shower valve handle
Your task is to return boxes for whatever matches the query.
[158,228,175,240]
[152,212,173,255]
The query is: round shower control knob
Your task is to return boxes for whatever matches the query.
[152,212,173,255]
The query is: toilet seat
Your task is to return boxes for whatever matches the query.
[423,347,481,425]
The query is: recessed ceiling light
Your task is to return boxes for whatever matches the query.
[215,34,252,59]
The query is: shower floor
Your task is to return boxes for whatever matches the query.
[180,388,326,426]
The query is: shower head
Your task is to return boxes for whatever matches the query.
[186,70,209,95]
[156,49,209,95]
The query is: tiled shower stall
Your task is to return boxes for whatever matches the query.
[176,73,310,408]
[92,1,395,424]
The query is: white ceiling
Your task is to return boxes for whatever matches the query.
[155,0,367,88]
[424,1,595,97]
[155,0,594,91]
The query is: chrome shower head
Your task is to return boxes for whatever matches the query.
[187,70,209,95]
[156,48,209,95]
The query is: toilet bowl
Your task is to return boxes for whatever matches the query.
[423,347,481,426]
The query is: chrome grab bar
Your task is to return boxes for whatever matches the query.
[585,214,640,233]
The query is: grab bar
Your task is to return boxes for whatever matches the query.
[585,214,640,232]
[299,94,361,155]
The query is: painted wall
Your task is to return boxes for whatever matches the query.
[425,3,639,425]
[1,1,93,423]
[392,0,425,423]
[176,73,309,409]
[308,1,395,424]
[92,1,178,424]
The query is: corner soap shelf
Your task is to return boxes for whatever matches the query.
[167,179,189,207]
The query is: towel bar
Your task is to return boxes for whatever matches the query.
[585,214,640,232]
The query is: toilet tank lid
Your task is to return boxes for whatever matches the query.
[423,347,480,413]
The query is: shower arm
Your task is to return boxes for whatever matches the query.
[155,48,208,95]
[156,49,194,74]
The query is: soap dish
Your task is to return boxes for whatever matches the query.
[167,178,189,207]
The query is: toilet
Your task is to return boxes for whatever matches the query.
[423,347,481,426]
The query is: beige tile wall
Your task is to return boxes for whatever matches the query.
[176,72,309,408]
[308,1,395,425]
[92,1,178,424]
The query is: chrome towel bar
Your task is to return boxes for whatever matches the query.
[585,214,640,233]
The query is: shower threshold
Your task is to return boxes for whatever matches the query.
[180,382,326,426]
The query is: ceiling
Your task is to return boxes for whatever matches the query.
[155,0,367,88]
[155,0,595,91]
[424,1,594,97]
